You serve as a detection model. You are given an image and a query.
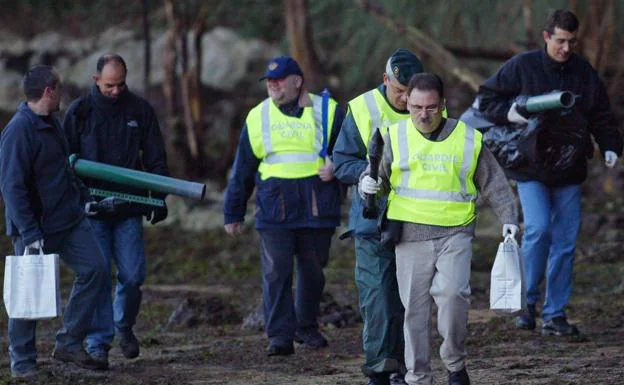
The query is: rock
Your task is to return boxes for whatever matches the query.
[0,70,24,112]
[241,300,264,332]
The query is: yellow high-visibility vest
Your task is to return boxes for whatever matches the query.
[387,119,482,226]
[348,88,408,150]
[247,93,337,180]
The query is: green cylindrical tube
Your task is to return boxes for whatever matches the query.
[69,155,206,200]
[525,91,575,113]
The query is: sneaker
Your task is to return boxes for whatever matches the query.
[448,367,470,385]
[119,330,140,359]
[11,367,38,379]
[52,345,108,371]
[89,350,109,370]
[542,316,579,336]
[514,304,537,330]
[389,372,407,385]
[266,342,294,356]
[294,328,328,348]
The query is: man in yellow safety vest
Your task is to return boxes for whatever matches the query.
[224,56,344,356]
[360,73,518,385]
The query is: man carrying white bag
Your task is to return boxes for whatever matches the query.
[0,65,110,379]
[490,230,526,314]
[4,245,61,320]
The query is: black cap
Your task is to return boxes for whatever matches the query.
[386,49,424,85]
[259,56,303,80]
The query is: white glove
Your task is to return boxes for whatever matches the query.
[507,102,528,124]
[502,224,520,238]
[605,151,618,168]
[84,201,98,216]
[25,239,44,251]
[360,175,380,195]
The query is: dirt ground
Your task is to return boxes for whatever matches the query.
[0,202,623,385]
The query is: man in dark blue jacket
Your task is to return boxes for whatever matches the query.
[63,54,169,365]
[478,10,623,336]
[0,65,109,377]
[224,56,344,356]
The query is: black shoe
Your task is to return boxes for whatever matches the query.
[11,367,38,379]
[448,368,470,385]
[266,343,294,356]
[89,351,109,370]
[294,328,328,348]
[119,330,140,359]
[388,372,407,385]
[366,373,389,385]
[542,316,579,336]
[514,304,537,330]
[52,346,108,371]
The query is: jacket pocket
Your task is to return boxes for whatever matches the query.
[256,185,286,223]
[311,178,340,219]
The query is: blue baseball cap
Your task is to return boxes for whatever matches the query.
[259,56,303,80]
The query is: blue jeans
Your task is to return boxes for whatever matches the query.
[257,228,333,347]
[85,216,146,354]
[9,219,109,374]
[516,181,581,321]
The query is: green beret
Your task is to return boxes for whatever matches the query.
[386,49,424,86]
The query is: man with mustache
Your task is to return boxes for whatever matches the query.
[360,73,518,385]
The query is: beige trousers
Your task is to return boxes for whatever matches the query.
[395,232,472,385]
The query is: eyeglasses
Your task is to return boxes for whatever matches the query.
[410,105,440,114]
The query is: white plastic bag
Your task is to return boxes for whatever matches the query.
[490,235,526,315]
[3,247,62,319]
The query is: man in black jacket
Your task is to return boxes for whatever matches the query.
[63,54,169,365]
[0,65,109,377]
[478,9,622,336]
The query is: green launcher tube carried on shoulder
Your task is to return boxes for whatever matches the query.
[69,154,206,201]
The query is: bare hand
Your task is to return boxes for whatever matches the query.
[224,223,243,237]
[318,157,335,182]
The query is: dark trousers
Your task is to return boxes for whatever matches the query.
[8,219,109,374]
[258,228,333,346]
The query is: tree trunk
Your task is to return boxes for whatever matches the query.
[142,0,151,98]
[522,0,536,49]
[284,0,324,91]
[163,0,178,119]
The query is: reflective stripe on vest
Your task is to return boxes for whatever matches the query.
[387,119,482,226]
[349,88,447,151]
[349,89,408,151]
[247,94,337,180]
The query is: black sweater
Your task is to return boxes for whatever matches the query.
[478,48,622,186]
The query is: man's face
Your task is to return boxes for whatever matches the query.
[45,77,62,112]
[266,75,302,105]
[407,88,445,134]
[94,62,127,99]
[544,27,578,63]
[383,74,409,111]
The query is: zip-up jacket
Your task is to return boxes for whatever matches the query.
[224,97,344,229]
[63,84,169,217]
[0,102,87,245]
[478,48,622,186]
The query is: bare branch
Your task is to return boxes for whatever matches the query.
[355,0,484,92]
